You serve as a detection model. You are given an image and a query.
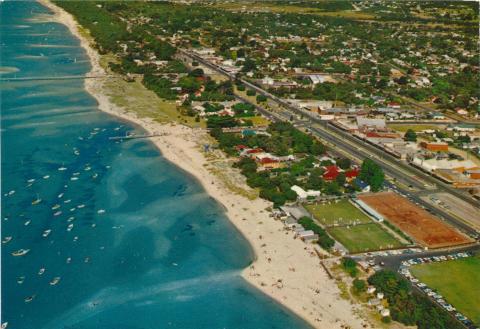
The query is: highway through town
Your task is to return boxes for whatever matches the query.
[179,49,480,239]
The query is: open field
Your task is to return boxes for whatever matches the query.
[358,192,473,248]
[215,3,375,20]
[387,124,440,133]
[242,115,270,127]
[102,77,205,128]
[411,255,480,326]
[328,223,404,253]
[304,199,372,227]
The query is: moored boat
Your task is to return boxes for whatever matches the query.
[12,249,30,256]
[24,295,35,303]
[49,277,61,285]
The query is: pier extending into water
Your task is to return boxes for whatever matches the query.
[108,133,166,141]
[0,75,115,82]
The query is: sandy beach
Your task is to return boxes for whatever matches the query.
[38,1,370,328]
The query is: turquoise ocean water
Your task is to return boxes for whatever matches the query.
[0,2,312,329]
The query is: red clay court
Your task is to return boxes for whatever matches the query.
[358,192,473,248]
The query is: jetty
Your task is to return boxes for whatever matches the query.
[108,133,166,141]
[0,75,115,82]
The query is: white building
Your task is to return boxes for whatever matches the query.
[291,185,321,200]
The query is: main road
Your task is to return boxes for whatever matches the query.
[178,49,480,231]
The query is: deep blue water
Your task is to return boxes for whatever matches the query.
[0,2,312,329]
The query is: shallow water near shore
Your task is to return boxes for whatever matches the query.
[1,2,312,328]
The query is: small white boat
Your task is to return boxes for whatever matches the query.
[38,268,45,275]
[17,276,25,284]
[92,173,98,179]
[67,224,74,231]
[70,208,76,212]
[73,172,80,176]
[97,209,105,214]
[70,177,79,181]
[73,236,78,242]
[27,178,35,183]
[58,193,64,198]
[52,204,61,210]
[2,321,9,329]
[64,199,71,204]
[49,277,61,285]
[24,295,35,303]
[53,211,62,217]
[42,229,51,237]
[24,220,31,226]
[84,257,90,263]
[43,175,50,179]
[67,217,75,222]
[84,166,91,171]
[74,150,80,156]
[32,197,42,205]
[8,190,15,196]
[77,204,85,209]
[66,257,71,264]
[58,166,67,171]
[91,223,96,228]
[2,236,12,244]
[12,249,30,256]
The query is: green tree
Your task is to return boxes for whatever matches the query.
[256,94,267,103]
[342,257,358,277]
[335,172,346,186]
[353,278,367,294]
[404,129,417,142]
[336,158,351,170]
[359,159,384,192]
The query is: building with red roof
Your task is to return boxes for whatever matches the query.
[345,168,360,180]
[258,157,282,170]
[246,148,264,154]
[323,165,341,181]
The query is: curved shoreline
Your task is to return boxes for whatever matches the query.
[37,1,368,328]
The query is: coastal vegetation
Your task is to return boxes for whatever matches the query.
[297,216,335,250]
[368,270,465,329]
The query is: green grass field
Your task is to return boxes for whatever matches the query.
[304,199,372,227]
[327,223,404,253]
[410,255,480,325]
[387,124,440,133]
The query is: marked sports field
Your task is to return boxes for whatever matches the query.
[304,199,404,253]
[304,199,371,227]
[328,223,404,253]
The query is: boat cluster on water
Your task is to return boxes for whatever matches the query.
[2,125,129,313]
